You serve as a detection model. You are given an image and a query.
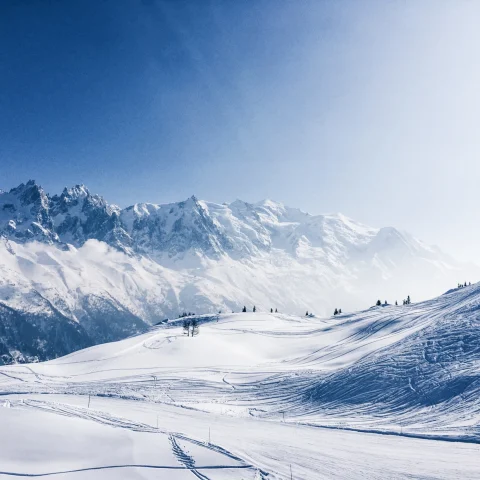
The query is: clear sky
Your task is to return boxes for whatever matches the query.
[1,0,479,261]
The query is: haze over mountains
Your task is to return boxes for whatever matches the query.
[0,180,477,363]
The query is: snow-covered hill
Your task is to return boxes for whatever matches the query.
[0,180,478,363]
[0,284,479,478]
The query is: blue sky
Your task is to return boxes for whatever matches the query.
[1,0,480,261]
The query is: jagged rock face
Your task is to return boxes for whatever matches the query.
[120,196,232,258]
[0,180,58,243]
[50,185,131,250]
[0,180,425,263]
[0,182,131,252]
[0,182,233,258]
[0,180,478,364]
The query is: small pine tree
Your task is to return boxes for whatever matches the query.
[242,306,247,313]
[191,319,199,336]
[395,300,398,306]
[183,319,190,336]
[306,311,309,316]
[275,308,278,313]
[270,308,273,313]
[407,295,411,304]
[384,300,387,305]
[334,308,338,315]
[253,305,256,313]
[376,300,381,306]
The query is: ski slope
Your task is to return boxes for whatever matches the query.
[1,283,480,478]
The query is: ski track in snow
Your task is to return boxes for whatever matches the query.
[1,399,258,479]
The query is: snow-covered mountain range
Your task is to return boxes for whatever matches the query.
[0,180,478,363]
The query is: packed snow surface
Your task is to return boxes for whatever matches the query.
[1,283,479,478]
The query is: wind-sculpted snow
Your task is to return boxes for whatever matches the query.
[291,294,480,441]
[1,285,480,478]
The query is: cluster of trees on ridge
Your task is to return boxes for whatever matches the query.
[375,296,411,307]
[241,306,278,313]
[178,282,476,326]
[182,318,199,337]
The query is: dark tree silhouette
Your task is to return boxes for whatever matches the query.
[376,300,382,306]
[191,319,199,336]
[242,306,247,313]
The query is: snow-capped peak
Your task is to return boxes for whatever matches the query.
[61,184,90,199]
[0,180,57,243]
[0,181,464,266]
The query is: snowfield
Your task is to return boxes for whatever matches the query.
[1,283,480,478]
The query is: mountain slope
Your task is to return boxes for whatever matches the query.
[0,282,479,442]
[0,180,478,363]
[0,284,479,479]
